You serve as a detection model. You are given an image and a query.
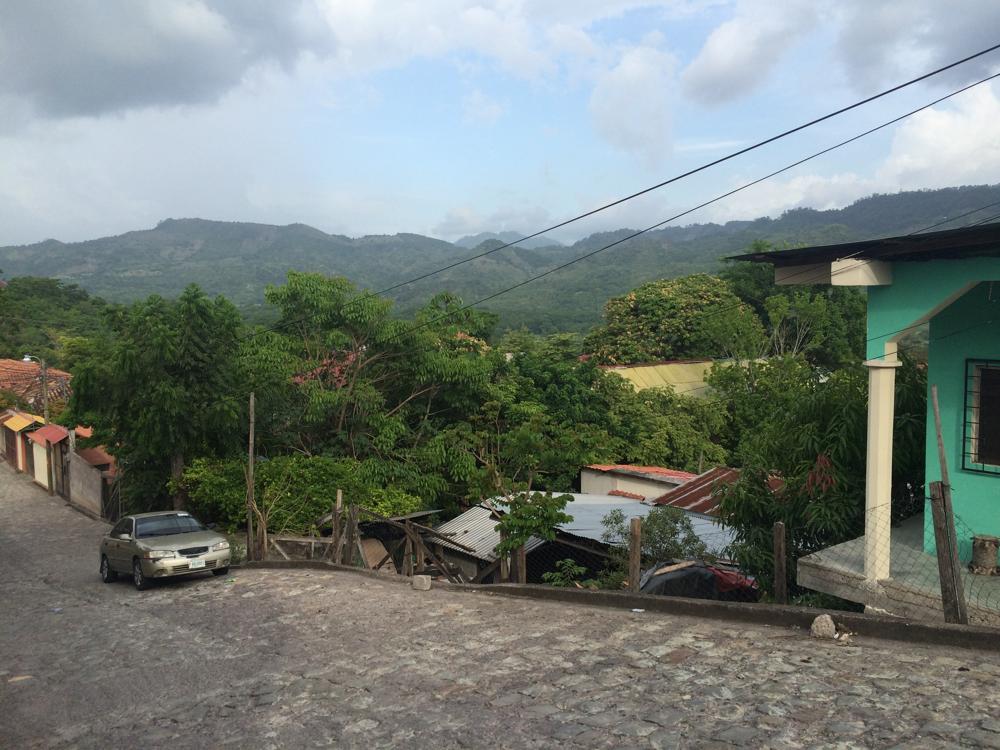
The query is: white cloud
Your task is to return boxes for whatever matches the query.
[462,90,506,125]
[681,0,817,105]
[695,82,1000,223]
[589,43,676,164]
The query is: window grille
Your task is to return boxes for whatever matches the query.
[963,359,1000,474]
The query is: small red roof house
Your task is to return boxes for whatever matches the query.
[580,464,697,501]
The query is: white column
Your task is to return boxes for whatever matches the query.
[864,355,900,581]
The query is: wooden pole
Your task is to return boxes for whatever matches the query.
[772,521,788,605]
[403,528,414,576]
[344,504,358,567]
[516,545,527,584]
[930,384,969,624]
[499,530,510,582]
[628,516,642,592]
[331,489,342,562]
[246,391,255,562]
[929,482,965,624]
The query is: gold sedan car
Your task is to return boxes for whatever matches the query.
[100,511,231,590]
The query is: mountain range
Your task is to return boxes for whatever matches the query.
[3,184,999,333]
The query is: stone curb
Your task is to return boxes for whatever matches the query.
[239,559,1000,652]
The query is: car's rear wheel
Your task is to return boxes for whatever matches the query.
[100,555,116,583]
[212,566,230,577]
[132,559,150,591]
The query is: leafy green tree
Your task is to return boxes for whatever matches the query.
[68,285,244,510]
[584,274,763,364]
[494,491,573,556]
[714,357,926,591]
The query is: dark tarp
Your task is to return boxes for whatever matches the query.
[639,559,760,602]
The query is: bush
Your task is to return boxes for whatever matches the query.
[179,455,423,534]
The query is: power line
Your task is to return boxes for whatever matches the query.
[366,71,1000,349]
[909,199,1000,234]
[241,42,1000,343]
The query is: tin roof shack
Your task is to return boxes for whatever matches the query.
[433,504,610,584]
[1,410,44,472]
[580,464,696,500]
[736,223,1000,623]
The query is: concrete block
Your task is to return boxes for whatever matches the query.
[412,575,432,591]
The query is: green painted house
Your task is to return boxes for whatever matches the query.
[738,224,1000,623]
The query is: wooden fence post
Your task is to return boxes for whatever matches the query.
[516,545,527,584]
[628,517,642,592]
[931,385,969,625]
[772,521,788,605]
[344,504,358,567]
[412,522,425,572]
[499,530,510,582]
[331,489,342,562]
[403,528,414,576]
[930,481,967,624]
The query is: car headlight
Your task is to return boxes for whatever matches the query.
[211,541,230,552]
[143,549,176,559]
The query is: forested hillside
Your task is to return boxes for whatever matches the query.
[3,184,999,332]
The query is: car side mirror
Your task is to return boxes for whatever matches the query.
[118,533,131,541]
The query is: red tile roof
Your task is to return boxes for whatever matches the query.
[26,424,69,447]
[585,464,698,482]
[607,489,646,500]
[74,426,94,439]
[651,467,740,516]
[0,359,72,407]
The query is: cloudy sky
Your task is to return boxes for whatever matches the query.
[2,0,1000,246]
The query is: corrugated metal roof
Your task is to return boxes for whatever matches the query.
[601,360,715,397]
[2,411,45,432]
[651,467,740,516]
[585,464,697,483]
[434,505,545,563]
[27,424,69,446]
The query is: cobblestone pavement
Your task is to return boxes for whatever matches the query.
[3,464,1000,749]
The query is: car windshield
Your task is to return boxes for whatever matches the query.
[135,514,206,538]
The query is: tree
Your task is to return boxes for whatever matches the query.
[714,357,926,592]
[598,506,710,588]
[68,285,244,510]
[494,491,573,556]
[584,274,763,365]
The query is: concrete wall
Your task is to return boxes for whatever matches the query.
[924,282,1000,560]
[31,441,48,488]
[68,451,103,517]
[579,469,681,499]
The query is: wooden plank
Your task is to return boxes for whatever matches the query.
[930,481,965,624]
[931,385,969,625]
[628,517,642,592]
[270,539,291,561]
[403,533,413,576]
[414,523,425,572]
[354,505,477,553]
[773,521,788,605]
[414,533,460,584]
[651,560,697,577]
[344,505,358,567]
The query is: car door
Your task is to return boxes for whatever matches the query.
[107,518,133,571]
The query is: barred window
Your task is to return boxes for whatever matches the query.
[964,360,1000,473]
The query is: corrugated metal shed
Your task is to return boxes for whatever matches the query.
[434,505,546,563]
[602,360,715,397]
[651,467,740,516]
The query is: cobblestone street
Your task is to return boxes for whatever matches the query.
[3,464,1000,749]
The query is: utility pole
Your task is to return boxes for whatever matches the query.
[24,354,54,495]
[246,391,256,562]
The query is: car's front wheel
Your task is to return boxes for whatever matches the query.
[212,566,230,577]
[100,555,116,583]
[132,559,150,591]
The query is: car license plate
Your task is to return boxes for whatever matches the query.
[188,558,206,569]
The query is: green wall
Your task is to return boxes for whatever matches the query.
[923,283,1000,560]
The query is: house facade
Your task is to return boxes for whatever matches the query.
[580,464,695,499]
[739,224,1000,621]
